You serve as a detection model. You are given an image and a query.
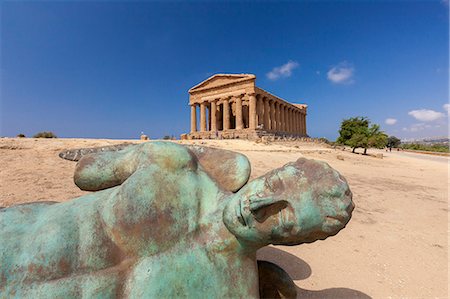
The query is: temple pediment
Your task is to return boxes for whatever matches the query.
[189,74,255,93]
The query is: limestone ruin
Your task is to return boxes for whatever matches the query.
[187,74,308,139]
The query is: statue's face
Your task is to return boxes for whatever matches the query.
[223,158,354,246]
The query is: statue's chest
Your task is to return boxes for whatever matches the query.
[125,246,259,298]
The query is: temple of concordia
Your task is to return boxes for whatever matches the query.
[187,74,308,139]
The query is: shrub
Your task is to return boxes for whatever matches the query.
[400,143,449,153]
[16,134,26,138]
[33,131,57,138]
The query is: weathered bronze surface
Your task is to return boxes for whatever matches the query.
[1,142,354,298]
[58,143,132,161]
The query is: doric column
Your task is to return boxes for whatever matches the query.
[298,112,301,135]
[263,97,270,130]
[223,98,230,130]
[208,104,211,131]
[284,106,289,132]
[235,96,243,130]
[270,100,276,131]
[256,95,262,127]
[300,112,304,135]
[293,109,296,133]
[296,110,300,133]
[211,100,217,132]
[303,112,307,135]
[285,108,290,132]
[299,112,302,133]
[280,105,285,132]
[273,101,280,131]
[200,102,207,132]
[248,93,257,130]
[278,103,283,131]
[190,104,197,133]
[277,103,282,131]
[286,108,290,132]
[288,107,292,133]
[292,108,298,134]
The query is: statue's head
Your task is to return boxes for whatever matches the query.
[223,158,354,247]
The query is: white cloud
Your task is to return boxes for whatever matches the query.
[443,103,450,114]
[408,109,444,122]
[266,61,299,80]
[402,123,434,132]
[327,62,354,84]
[405,123,426,132]
[385,118,397,125]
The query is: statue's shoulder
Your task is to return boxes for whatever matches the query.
[135,141,251,192]
[138,141,195,156]
[136,142,199,171]
[185,145,251,192]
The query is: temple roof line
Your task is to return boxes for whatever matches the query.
[255,87,307,112]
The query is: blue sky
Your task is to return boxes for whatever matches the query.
[1,1,448,140]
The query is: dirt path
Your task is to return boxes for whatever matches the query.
[384,149,450,164]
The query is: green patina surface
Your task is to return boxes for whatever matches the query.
[0,142,354,298]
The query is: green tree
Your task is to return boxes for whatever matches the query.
[386,136,401,148]
[337,117,387,154]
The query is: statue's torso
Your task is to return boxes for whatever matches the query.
[125,240,259,299]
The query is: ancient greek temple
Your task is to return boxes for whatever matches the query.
[187,74,308,139]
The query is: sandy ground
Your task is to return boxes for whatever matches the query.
[0,138,448,298]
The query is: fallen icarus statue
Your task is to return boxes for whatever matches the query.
[0,142,354,298]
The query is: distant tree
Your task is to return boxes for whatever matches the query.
[33,131,57,138]
[386,136,401,148]
[337,117,387,154]
[16,133,26,138]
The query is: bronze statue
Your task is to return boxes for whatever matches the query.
[0,142,354,298]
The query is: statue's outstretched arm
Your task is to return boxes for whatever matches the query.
[73,142,251,192]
